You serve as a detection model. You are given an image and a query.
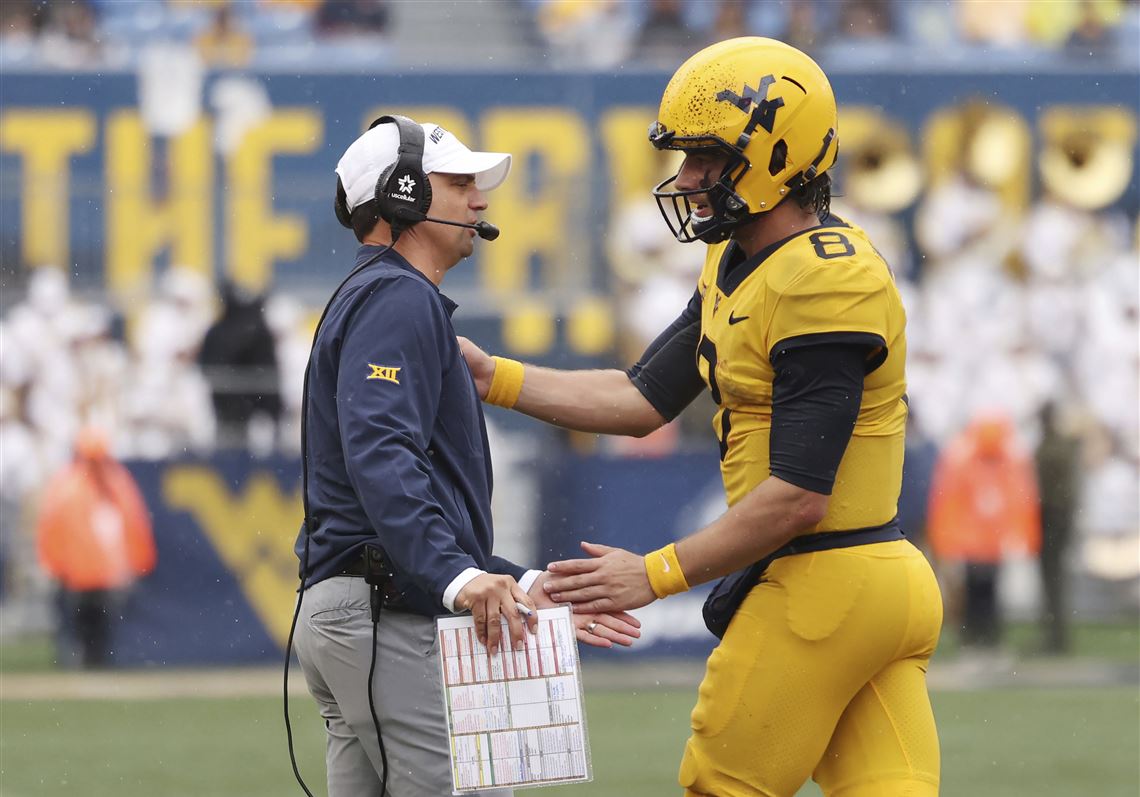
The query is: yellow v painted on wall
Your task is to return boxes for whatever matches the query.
[164,466,302,649]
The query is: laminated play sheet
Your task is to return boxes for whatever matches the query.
[436,605,591,792]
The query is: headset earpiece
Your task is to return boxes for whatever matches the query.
[369,115,432,235]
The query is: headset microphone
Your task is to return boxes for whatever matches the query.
[434,218,500,241]
[393,207,500,241]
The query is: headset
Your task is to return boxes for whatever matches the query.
[334,114,500,243]
[285,114,496,797]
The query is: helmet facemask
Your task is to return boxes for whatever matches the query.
[649,124,755,244]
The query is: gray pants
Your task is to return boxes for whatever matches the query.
[295,576,513,797]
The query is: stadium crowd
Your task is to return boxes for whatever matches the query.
[1,0,1138,71]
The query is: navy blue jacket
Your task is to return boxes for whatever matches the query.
[295,245,527,616]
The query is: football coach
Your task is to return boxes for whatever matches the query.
[290,115,640,797]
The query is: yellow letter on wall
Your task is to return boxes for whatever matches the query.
[480,109,589,296]
[600,107,660,207]
[104,111,212,300]
[226,110,322,293]
[0,110,95,268]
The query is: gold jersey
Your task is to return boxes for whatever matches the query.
[695,218,908,531]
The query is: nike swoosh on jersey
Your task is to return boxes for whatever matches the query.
[728,311,750,325]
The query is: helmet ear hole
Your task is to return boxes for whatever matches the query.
[768,139,788,176]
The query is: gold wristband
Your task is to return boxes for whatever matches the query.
[485,356,524,408]
[644,543,690,599]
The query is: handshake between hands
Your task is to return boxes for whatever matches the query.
[456,541,657,654]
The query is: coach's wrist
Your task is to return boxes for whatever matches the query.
[644,543,690,598]
[486,357,524,408]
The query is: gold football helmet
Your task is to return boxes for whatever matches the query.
[649,37,839,243]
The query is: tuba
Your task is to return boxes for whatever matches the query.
[837,108,922,214]
[1039,107,1136,211]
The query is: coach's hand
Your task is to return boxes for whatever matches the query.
[545,542,657,613]
[456,574,538,654]
[529,571,643,648]
[457,336,494,400]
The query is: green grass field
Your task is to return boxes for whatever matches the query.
[2,686,1137,796]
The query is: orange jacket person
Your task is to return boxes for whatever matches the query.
[36,429,155,666]
[928,413,1042,565]
[927,413,1041,647]
[37,429,156,591]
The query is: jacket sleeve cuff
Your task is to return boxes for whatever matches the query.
[442,567,485,613]
[517,569,542,595]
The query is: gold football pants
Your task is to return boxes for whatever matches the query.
[679,540,943,797]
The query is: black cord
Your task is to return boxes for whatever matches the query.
[368,588,389,796]
[284,240,396,795]
[284,533,315,797]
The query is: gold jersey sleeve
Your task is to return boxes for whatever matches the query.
[694,220,908,531]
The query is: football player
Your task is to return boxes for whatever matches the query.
[461,37,943,797]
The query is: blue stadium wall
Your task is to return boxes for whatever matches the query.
[111,439,933,666]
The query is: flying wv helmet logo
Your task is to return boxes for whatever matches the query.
[716,75,785,136]
[367,364,402,384]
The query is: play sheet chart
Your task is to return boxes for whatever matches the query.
[436,606,591,792]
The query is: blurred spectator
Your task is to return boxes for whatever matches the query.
[0,0,47,46]
[3,268,87,468]
[536,0,636,69]
[194,5,254,68]
[928,413,1042,648]
[753,0,829,54]
[632,0,699,65]
[263,293,311,455]
[65,304,131,447]
[314,0,389,36]
[711,0,749,40]
[1073,222,1139,455]
[1079,436,1140,592]
[1034,402,1081,654]
[0,386,48,603]
[123,267,216,459]
[197,283,282,452]
[837,0,895,38]
[38,0,102,68]
[1066,0,1117,54]
[36,428,156,668]
[957,0,1031,47]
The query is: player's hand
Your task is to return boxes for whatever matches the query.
[456,573,538,654]
[457,336,494,400]
[544,542,658,614]
[528,571,643,648]
[571,610,642,648]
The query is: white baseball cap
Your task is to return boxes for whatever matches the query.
[336,121,511,213]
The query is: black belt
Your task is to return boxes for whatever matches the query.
[338,559,368,577]
[774,524,905,559]
[337,559,413,613]
[703,523,906,639]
